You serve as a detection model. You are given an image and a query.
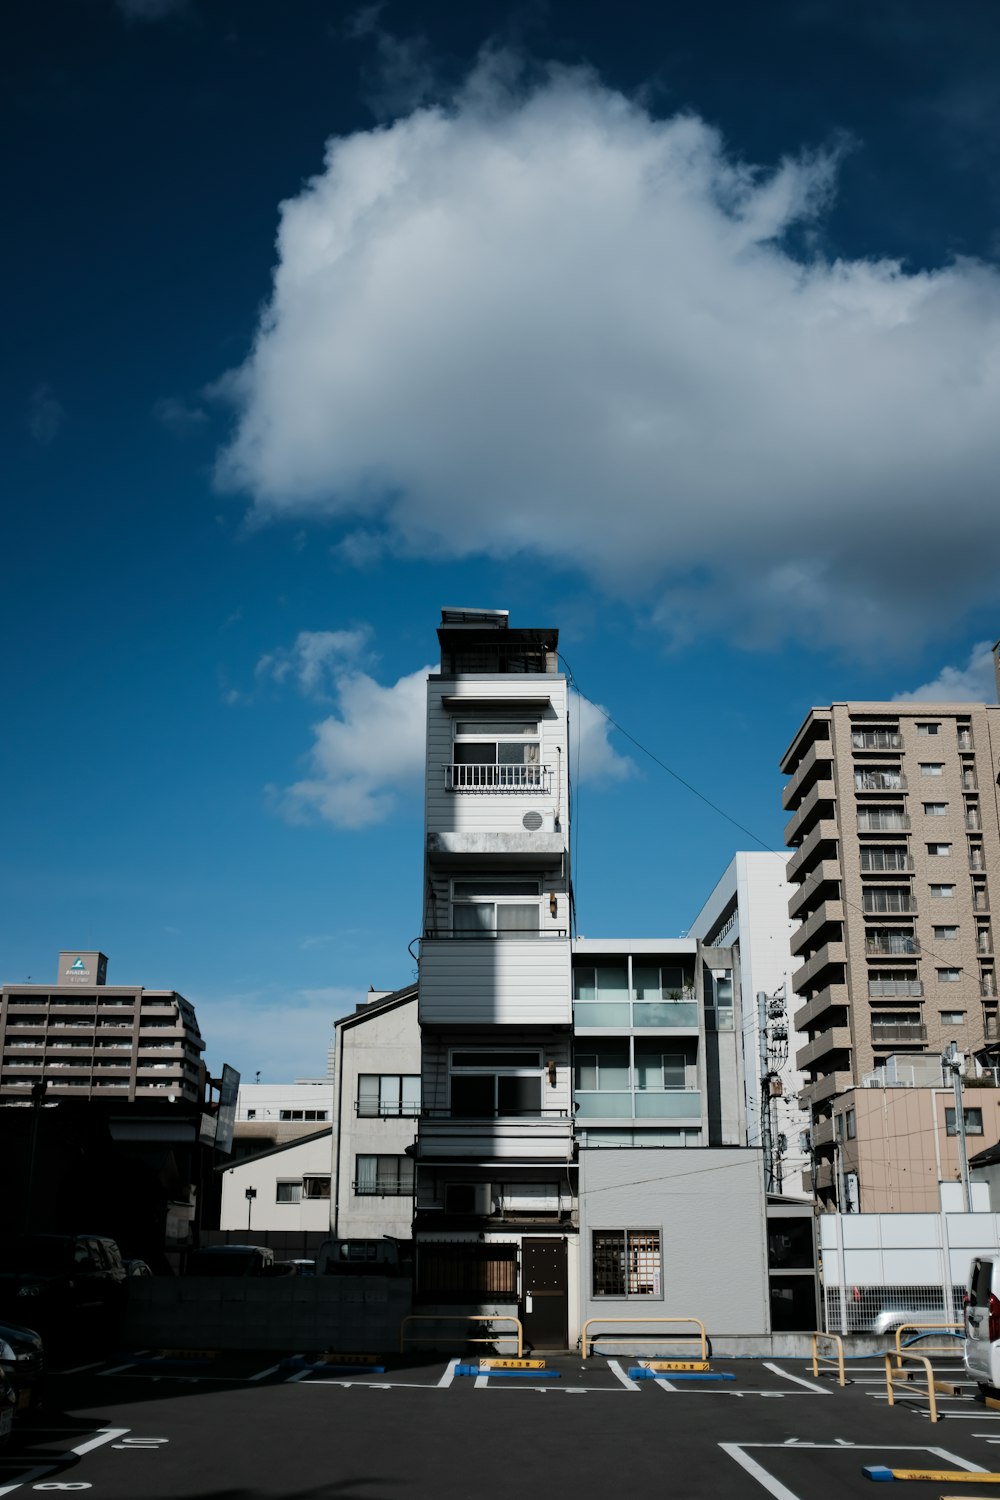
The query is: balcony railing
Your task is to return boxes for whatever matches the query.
[356,1100,421,1118]
[865,934,920,956]
[863,894,918,914]
[861,853,914,873]
[868,979,923,997]
[852,731,902,750]
[855,772,905,791]
[422,927,567,940]
[573,1089,702,1119]
[858,813,910,832]
[574,999,698,1028]
[870,1022,927,1044]
[443,763,553,793]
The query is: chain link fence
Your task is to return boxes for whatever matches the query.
[824,1282,965,1334]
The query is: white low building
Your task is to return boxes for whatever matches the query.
[219,1128,334,1234]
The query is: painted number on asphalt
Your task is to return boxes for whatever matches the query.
[111,1438,169,1451]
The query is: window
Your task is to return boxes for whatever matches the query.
[450,721,542,790]
[357,1074,421,1117]
[917,722,941,736]
[933,926,959,941]
[635,1053,686,1090]
[927,843,952,857]
[923,803,948,817]
[930,884,956,898]
[592,1229,661,1298]
[920,764,945,777]
[937,968,962,982]
[450,1050,542,1116]
[246,1109,256,1120]
[354,1155,415,1196]
[855,767,902,791]
[276,1180,302,1203]
[940,1011,966,1025]
[862,846,911,873]
[846,1108,856,1140]
[452,879,539,937]
[852,728,901,750]
[574,966,629,1025]
[946,1108,984,1137]
[303,1175,331,1199]
[278,1108,328,1121]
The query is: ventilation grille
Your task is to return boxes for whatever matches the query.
[522,811,543,831]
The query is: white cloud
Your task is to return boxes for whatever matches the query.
[273,663,433,828]
[893,641,997,702]
[199,984,358,1083]
[214,56,1000,652]
[256,628,371,698]
[154,396,209,437]
[263,631,634,829]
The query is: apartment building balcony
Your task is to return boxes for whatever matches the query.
[870,1022,927,1045]
[416,1110,574,1161]
[786,822,841,882]
[862,893,918,915]
[418,934,571,1027]
[854,771,907,793]
[443,763,553,794]
[783,780,836,848]
[781,739,834,811]
[851,729,903,752]
[573,999,699,1031]
[573,1088,703,1123]
[860,852,914,876]
[794,983,849,1032]
[865,933,920,957]
[799,1071,854,1108]
[792,942,847,994]
[795,1029,852,1072]
[810,1117,836,1150]
[868,978,923,997]
[857,811,911,834]
[790,901,844,959]
[789,863,842,919]
[811,1159,836,1191]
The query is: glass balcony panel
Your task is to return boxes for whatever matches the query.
[573,1002,630,1026]
[574,1091,632,1117]
[632,1001,698,1027]
[635,1090,703,1118]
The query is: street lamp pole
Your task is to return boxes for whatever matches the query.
[245,1186,257,1232]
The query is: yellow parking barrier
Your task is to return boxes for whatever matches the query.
[810,1331,846,1388]
[581,1317,708,1361]
[399,1314,523,1357]
[884,1351,940,1423]
[893,1321,964,1370]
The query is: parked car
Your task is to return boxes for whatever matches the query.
[316,1237,412,1277]
[185,1245,274,1277]
[0,1320,44,1421]
[965,1255,1000,1394]
[0,1236,126,1333]
[123,1260,152,1279]
[0,1366,16,1450]
[264,1260,315,1278]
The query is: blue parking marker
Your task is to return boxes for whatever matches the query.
[862,1467,896,1482]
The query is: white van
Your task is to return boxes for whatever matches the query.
[964,1256,1000,1394]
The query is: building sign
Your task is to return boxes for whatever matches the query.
[65,957,90,984]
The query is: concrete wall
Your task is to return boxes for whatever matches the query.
[124,1275,411,1352]
[577,1147,770,1340]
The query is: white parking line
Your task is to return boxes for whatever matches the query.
[249,1363,282,1381]
[72,1428,130,1455]
[607,1360,640,1390]
[57,1360,106,1375]
[437,1358,460,1388]
[0,1464,59,1496]
[764,1363,830,1394]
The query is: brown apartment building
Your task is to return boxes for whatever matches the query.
[780,698,1000,1209]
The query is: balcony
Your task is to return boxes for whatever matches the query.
[416,1110,573,1161]
[868,978,923,997]
[862,894,918,915]
[792,942,847,994]
[783,780,836,848]
[865,933,920,957]
[795,1029,852,1071]
[443,763,553,794]
[793,983,849,1032]
[854,771,906,792]
[790,900,844,959]
[811,1117,835,1150]
[860,852,914,875]
[870,1022,927,1045]
[781,739,834,811]
[851,730,903,751]
[573,999,699,1029]
[573,1089,703,1122]
[857,811,910,834]
[426,829,564,866]
[788,862,842,919]
[798,1071,854,1108]
[786,821,840,882]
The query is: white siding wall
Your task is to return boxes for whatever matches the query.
[419,937,572,1026]
[220,1133,334,1234]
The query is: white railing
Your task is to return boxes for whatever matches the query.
[444,763,552,792]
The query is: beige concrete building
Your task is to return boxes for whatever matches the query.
[780,701,1000,1208]
[0,949,205,1104]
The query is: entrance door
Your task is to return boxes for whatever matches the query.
[521,1237,568,1350]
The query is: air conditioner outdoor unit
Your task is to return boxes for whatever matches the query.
[444,1183,493,1215]
[522,810,557,834]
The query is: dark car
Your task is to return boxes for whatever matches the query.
[184,1245,274,1277]
[0,1235,127,1334]
[0,1365,15,1450]
[0,1321,44,1421]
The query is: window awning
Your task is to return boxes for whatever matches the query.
[440,695,552,714]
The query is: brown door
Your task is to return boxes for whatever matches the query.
[521,1237,568,1350]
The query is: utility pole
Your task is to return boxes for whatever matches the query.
[943,1041,972,1212]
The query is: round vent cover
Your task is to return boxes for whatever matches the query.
[522,811,544,831]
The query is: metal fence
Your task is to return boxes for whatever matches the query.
[824,1282,965,1335]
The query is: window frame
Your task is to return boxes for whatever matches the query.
[591,1228,662,1300]
[275,1179,303,1204]
[357,1073,421,1118]
[945,1107,984,1137]
[353,1154,415,1197]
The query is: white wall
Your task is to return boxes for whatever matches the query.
[220,1132,334,1234]
[236,1081,334,1123]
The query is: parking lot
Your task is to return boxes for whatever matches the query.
[5,1343,1000,1499]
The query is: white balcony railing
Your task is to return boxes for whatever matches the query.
[444,763,552,793]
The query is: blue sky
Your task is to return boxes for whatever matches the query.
[4,0,1000,1082]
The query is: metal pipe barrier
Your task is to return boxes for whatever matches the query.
[399,1314,523,1357]
[883,1351,940,1423]
[893,1322,964,1369]
[810,1331,846,1387]
[581,1317,708,1361]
